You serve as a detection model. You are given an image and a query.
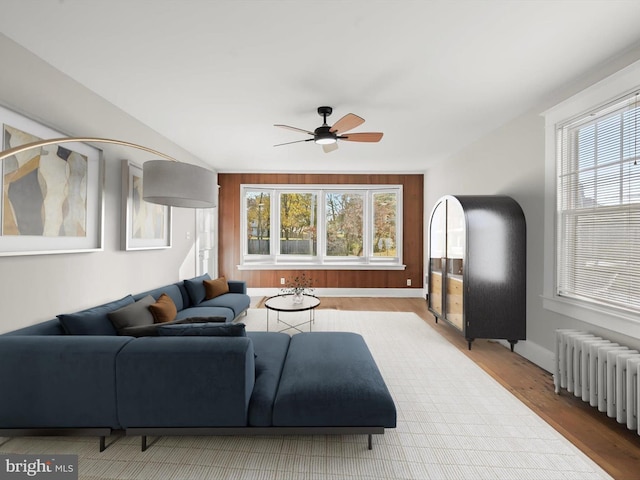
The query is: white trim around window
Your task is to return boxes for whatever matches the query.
[542,58,640,338]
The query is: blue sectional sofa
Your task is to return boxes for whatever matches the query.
[3,273,250,337]
[0,275,396,451]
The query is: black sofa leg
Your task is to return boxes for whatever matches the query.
[141,436,147,452]
[368,434,372,450]
[99,436,106,452]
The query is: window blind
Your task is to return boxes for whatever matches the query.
[557,92,640,313]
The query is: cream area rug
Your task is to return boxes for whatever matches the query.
[0,309,611,480]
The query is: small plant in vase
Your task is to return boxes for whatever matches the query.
[281,272,314,304]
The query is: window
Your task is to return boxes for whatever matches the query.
[556,92,640,314]
[241,184,403,269]
[373,192,398,258]
[325,192,364,257]
[246,191,270,255]
[280,192,317,256]
[543,60,640,336]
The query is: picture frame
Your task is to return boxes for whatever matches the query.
[0,105,104,256]
[121,159,172,250]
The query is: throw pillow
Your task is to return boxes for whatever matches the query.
[156,322,247,337]
[117,317,227,337]
[148,293,178,323]
[108,295,156,332]
[58,295,135,335]
[183,273,211,305]
[204,276,229,299]
[119,324,166,337]
[178,316,227,323]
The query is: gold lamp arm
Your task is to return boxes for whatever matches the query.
[0,136,177,162]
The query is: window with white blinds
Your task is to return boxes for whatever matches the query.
[556,92,640,313]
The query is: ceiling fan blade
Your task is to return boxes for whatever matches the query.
[341,132,384,142]
[274,138,314,147]
[274,124,314,135]
[330,113,364,133]
[322,142,339,153]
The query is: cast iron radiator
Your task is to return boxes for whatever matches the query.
[554,329,640,435]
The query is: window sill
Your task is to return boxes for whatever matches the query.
[237,263,406,271]
[542,294,640,338]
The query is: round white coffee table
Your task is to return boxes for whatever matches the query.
[264,294,320,333]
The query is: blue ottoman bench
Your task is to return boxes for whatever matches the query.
[273,332,396,449]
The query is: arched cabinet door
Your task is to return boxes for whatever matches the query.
[445,199,464,331]
[427,199,446,318]
[427,195,526,351]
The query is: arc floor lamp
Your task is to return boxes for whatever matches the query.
[0,136,216,209]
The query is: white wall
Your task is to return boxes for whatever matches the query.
[425,46,640,371]
[0,34,211,333]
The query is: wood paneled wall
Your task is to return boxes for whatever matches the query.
[217,173,423,289]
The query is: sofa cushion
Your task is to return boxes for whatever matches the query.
[183,273,211,305]
[108,295,156,332]
[58,295,135,335]
[197,293,250,317]
[273,332,397,428]
[175,306,235,323]
[116,336,255,428]
[204,276,230,299]
[119,324,168,337]
[176,315,226,323]
[247,332,291,427]
[156,322,246,337]
[117,317,226,337]
[0,336,133,428]
[148,293,177,323]
[3,318,65,336]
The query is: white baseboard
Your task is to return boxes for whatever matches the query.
[248,287,427,298]
[496,339,555,373]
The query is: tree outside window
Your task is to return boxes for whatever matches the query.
[280,192,317,255]
[246,191,270,255]
[326,192,363,257]
[373,192,397,257]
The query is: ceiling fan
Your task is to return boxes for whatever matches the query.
[274,106,383,153]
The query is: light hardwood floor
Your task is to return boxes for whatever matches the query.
[258,296,640,480]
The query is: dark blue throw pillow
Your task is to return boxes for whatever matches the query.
[156,322,246,337]
[183,273,211,305]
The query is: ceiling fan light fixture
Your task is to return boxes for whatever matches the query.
[315,136,337,145]
[314,124,336,145]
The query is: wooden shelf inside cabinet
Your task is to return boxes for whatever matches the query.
[429,272,443,313]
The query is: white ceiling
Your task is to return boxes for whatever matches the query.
[2,0,640,173]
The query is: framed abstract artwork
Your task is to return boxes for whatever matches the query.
[121,159,171,250]
[0,105,104,256]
